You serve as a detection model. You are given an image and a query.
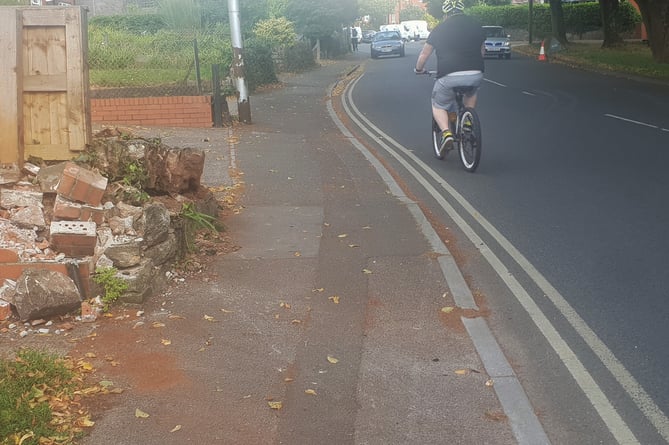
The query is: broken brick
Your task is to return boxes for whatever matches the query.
[56,162,108,207]
[49,221,97,257]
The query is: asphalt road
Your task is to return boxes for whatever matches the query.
[347,41,669,444]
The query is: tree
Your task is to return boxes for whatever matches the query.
[286,0,359,39]
[400,5,426,21]
[549,0,568,45]
[634,0,669,62]
[599,0,625,47]
[359,0,395,27]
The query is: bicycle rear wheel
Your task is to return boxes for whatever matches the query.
[458,108,482,172]
[432,118,445,160]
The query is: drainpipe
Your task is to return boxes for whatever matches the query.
[227,0,251,124]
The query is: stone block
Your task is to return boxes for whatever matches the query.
[10,205,46,230]
[0,189,43,209]
[13,269,82,321]
[56,162,108,206]
[53,195,105,225]
[50,221,97,257]
[104,237,142,268]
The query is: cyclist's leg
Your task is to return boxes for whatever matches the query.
[431,77,457,133]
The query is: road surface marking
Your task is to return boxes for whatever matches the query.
[604,113,659,129]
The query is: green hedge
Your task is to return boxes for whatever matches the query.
[89,14,167,34]
[244,38,278,91]
[468,1,640,39]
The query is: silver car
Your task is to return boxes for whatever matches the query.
[483,26,511,59]
[370,31,405,59]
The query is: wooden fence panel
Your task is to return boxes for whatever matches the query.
[0,6,90,166]
[0,10,20,164]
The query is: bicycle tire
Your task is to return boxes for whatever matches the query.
[432,118,445,160]
[458,108,482,172]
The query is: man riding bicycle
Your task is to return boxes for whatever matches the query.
[414,0,485,153]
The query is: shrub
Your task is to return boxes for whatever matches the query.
[283,41,317,72]
[89,14,166,34]
[253,17,297,49]
[244,38,278,91]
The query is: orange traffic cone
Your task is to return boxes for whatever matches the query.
[538,40,547,61]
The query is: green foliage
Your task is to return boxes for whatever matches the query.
[244,38,279,91]
[0,349,76,444]
[286,0,359,39]
[283,41,317,72]
[93,267,128,310]
[89,14,167,34]
[180,202,222,252]
[467,1,640,39]
[158,0,201,33]
[253,17,297,48]
[400,5,427,21]
[0,0,27,4]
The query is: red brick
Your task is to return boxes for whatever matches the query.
[0,248,19,263]
[0,300,11,321]
[56,162,108,206]
[49,221,97,257]
[53,195,104,225]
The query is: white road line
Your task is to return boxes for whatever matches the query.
[604,113,659,129]
[484,78,507,87]
[522,91,535,96]
[343,73,669,444]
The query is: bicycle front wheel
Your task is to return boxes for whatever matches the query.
[458,108,482,172]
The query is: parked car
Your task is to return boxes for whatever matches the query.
[370,31,405,59]
[483,26,511,59]
[361,29,376,43]
[379,24,411,42]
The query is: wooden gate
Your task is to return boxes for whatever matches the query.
[0,6,90,166]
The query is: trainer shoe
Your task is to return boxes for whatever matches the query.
[440,130,454,152]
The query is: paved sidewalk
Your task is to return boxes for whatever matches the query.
[78,55,527,444]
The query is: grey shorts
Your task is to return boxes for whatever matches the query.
[431,71,484,112]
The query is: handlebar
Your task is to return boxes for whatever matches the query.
[414,69,437,76]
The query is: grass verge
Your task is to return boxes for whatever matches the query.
[514,41,669,82]
[0,349,96,445]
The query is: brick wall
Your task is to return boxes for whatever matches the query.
[91,96,213,128]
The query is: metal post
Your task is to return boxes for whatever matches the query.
[227,0,251,124]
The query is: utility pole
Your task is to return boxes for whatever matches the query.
[227,0,251,124]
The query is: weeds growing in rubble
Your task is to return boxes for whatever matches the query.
[0,349,88,445]
[180,202,222,252]
[92,267,128,310]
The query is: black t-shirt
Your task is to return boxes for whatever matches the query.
[426,14,485,78]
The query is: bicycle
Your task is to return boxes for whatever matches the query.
[419,70,482,172]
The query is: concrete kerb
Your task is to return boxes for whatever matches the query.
[328,61,552,445]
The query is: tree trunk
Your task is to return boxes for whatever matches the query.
[635,0,669,62]
[599,0,625,48]
[549,0,568,45]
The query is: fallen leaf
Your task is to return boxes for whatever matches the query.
[79,361,94,371]
[362,269,373,274]
[168,314,185,320]
[170,425,182,433]
[327,355,339,364]
[337,234,348,238]
[291,319,301,324]
[280,302,291,309]
[305,389,317,396]
[454,369,468,375]
[441,306,455,314]
[294,251,301,257]
[135,409,150,418]
[362,225,372,229]
[268,401,283,410]
[161,339,172,346]
[203,315,216,322]
[284,378,294,383]
[85,352,97,358]
[312,288,325,293]
[99,380,114,388]
[220,309,233,313]
[151,322,165,328]
[485,379,494,387]
[348,244,359,248]
[328,295,340,304]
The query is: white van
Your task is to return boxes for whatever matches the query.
[379,24,411,42]
[401,20,430,40]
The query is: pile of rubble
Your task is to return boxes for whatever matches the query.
[0,131,218,327]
